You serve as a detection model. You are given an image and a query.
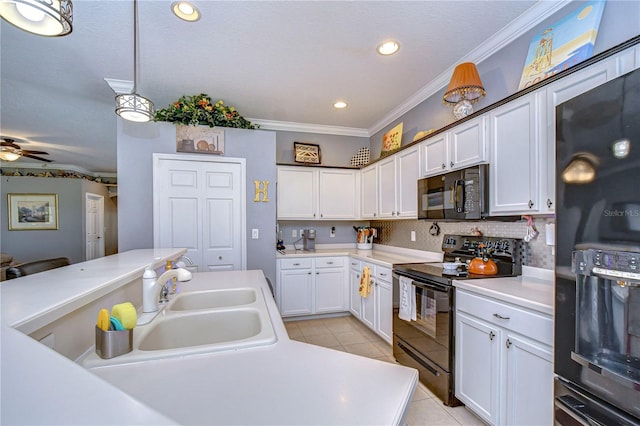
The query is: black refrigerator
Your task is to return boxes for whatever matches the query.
[554,66,640,425]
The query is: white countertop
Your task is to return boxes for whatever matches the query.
[453,267,554,316]
[1,248,186,334]
[1,252,418,425]
[277,244,443,267]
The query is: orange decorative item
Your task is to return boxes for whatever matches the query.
[468,257,498,275]
[468,243,498,275]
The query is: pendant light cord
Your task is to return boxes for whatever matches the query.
[133,0,139,94]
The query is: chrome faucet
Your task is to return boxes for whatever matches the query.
[142,266,192,313]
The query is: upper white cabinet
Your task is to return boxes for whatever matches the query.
[376,146,419,219]
[489,91,545,215]
[420,116,487,177]
[360,164,378,219]
[277,166,359,220]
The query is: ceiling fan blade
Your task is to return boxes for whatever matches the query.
[21,150,49,155]
[1,140,21,150]
[22,153,52,162]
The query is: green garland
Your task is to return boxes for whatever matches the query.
[154,93,258,129]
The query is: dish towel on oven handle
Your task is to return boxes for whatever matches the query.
[399,275,416,322]
[359,266,371,298]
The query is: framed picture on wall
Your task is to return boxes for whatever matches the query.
[7,193,59,230]
[381,122,403,157]
[294,142,321,164]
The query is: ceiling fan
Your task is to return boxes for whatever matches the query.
[0,138,52,162]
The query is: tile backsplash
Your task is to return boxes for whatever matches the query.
[371,217,555,270]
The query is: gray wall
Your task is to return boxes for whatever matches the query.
[117,122,278,285]
[0,176,117,264]
[276,130,369,167]
[370,0,640,158]
[278,220,371,246]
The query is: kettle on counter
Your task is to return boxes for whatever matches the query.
[468,244,498,275]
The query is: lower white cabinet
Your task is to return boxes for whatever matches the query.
[277,256,348,317]
[455,289,553,426]
[350,260,392,344]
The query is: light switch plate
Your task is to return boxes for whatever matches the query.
[252,229,259,239]
[411,231,416,242]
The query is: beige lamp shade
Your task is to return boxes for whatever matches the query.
[443,62,486,105]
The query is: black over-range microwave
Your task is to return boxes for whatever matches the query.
[417,164,489,220]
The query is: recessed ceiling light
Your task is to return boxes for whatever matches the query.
[377,40,400,56]
[333,101,348,109]
[171,1,200,22]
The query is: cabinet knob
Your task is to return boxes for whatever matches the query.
[450,161,454,168]
[293,263,300,266]
[489,331,495,341]
[313,213,316,218]
[547,198,553,208]
[316,272,319,275]
[493,313,510,320]
[379,273,387,276]
[308,272,312,275]
[441,163,446,169]
[373,213,377,217]
[528,200,534,209]
[320,213,323,218]
[357,274,360,278]
[218,256,222,260]
[327,261,333,265]
[506,338,512,349]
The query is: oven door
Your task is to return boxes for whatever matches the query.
[392,273,460,406]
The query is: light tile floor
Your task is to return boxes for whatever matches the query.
[285,315,487,426]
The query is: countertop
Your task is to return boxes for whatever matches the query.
[277,243,443,267]
[453,267,554,316]
[1,252,418,425]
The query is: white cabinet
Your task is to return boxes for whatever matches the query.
[360,164,378,219]
[455,289,553,426]
[349,259,362,317]
[350,259,392,344]
[277,166,359,220]
[456,311,501,424]
[420,116,487,177]
[488,91,545,215]
[277,256,348,317]
[374,266,393,343]
[376,146,419,219]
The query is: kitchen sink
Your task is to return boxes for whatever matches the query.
[168,288,256,311]
[138,309,264,351]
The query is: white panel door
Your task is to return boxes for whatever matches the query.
[155,164,201,269]
[203,163,243,271]
[318,169,358,219]
[396,146,419,218]
[377,156,397,218]
[154,154,246,273]
[85,193,105,260]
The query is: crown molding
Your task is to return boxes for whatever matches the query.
[367,0,572,136]
[248,118,369,138]
[0,161,117,178]
[104,78,133,94]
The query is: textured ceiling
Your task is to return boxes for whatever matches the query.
[0,0,546,173]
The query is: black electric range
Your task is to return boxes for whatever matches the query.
[391,234,525,407]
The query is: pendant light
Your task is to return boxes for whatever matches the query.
[115,0,154,123]
[0,0,72,36]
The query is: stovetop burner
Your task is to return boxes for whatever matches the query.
[393,234,525,285]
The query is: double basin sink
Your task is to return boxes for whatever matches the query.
[81,287,277,368]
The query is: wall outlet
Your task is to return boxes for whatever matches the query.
[411,230,416,242]
[299,229,304,238]
[292,229,297,238]
[252,229,259,239]
[330,226,336,238]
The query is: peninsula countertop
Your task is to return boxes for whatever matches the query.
[1,252,418,425]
